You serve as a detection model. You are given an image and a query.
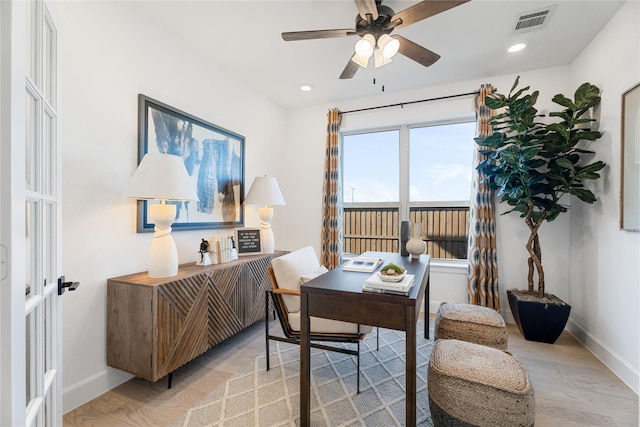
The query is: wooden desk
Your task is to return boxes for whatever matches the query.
[300,252,430,426]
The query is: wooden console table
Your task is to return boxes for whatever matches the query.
[107,252,284,385]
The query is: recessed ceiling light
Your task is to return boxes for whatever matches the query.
[299,84,313,92]
[507,43,527,53]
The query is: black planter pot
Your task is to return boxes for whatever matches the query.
[507,290,571,344]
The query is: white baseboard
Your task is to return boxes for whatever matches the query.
[566,318,639,395]
[63,368,133,413]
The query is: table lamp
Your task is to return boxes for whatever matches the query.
[244,176,285,253]
[124,153,199,278]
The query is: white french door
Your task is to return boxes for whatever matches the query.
[0,0,62,426]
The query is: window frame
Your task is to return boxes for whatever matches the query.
[341,115,476,260]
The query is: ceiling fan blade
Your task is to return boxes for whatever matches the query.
[354,0,378,21]
[392,0,470,29]
[339,58,360,80]
[282,29,356,41]
[395,35,441,67]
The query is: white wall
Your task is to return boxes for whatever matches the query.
[57,1,287,411]
[566,0,639,394]
[57,0,639,414]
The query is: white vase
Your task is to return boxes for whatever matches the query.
[406,223,426,259]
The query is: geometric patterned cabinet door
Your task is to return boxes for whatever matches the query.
[107,252,284,382]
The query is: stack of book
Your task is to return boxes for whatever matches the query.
[206,235,238,264]
[363,273,415,296]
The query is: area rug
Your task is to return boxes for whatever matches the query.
[172,321,433,427]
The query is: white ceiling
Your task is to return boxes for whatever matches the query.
[133,0,624,110]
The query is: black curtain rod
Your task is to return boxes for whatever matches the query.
[341,90,481,115]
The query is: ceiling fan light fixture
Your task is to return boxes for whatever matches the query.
[351,52,370,68]
[378,34,400,58]
[374,48,392,68]
[354,33,375,58]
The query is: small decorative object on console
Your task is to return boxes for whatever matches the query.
[197,238,212,266]
[378,263,406,282]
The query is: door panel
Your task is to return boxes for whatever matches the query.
[0,1,62,425]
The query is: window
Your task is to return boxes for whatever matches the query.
[409,122,476,203]
[342,120,475,259]
[343,130,399,203]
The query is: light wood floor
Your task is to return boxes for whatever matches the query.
[64,317,638,426]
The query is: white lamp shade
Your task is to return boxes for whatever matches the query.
[354,34,375,58]
[124,153,199,201]
[350,52,370,68]
[379,34,400,58]
[374,48,393,68]
[244,176,285,206]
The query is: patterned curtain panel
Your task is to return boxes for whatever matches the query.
[467,84,500,310]
[320,108,343,269]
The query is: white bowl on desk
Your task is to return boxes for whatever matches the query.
[377,271,406,282]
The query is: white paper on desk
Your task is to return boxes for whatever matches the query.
[342,257,384,272]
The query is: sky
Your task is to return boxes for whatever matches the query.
[343,122,476,203]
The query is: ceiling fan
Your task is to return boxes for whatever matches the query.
[281,0,470,79]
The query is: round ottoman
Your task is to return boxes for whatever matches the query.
[434,302,508,350]
[428,339,535,427]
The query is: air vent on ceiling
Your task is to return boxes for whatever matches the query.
[513,5,556,33]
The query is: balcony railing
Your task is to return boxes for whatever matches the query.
[343,206,469,259]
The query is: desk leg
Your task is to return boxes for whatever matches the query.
[425,274,430,340]
[406,305,417,426]
[300,292,311,426]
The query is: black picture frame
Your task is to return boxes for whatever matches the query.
[235,228,262,256]
[137,95,245,232]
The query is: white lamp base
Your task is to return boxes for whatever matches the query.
[148,203,179,278]
[258,206,275,254]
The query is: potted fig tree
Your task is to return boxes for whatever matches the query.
[476,76,606,343]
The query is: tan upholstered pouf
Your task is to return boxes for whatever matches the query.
[428,339,535,427]
[434,302,508,350]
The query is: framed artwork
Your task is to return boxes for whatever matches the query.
[620,83,640,231]
[137,94,245,232]
[235,228,262,256]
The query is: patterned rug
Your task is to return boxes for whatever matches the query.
[172,321,433,427]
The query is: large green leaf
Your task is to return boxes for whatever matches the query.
[555,157,575,170]
[575,161,606,179]
[520,147,539,160]
[485,96,506,110]
[572,130,602,142]
[552,93,575,109]
[574,83,601,109]
[569,188,597,203]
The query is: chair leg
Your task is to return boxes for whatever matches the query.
[265,291,270,371]
[376,327,379,351]
[357,338,360,394]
